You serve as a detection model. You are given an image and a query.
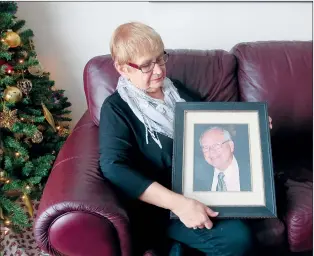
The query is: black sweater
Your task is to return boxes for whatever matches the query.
[99,79,198,200]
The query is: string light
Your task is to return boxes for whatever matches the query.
[15,152,20,157]
[19,59,24,64]
[4,220,11,226]
[56,126,61,130]
[5,180,10,184]
[25,185,31,190]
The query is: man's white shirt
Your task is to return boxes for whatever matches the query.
[211,156,241,191]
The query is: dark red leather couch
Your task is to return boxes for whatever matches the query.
[34,41,313,256]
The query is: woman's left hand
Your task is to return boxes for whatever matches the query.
[269,116,273,129]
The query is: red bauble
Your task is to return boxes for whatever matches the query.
[2,64,13,74]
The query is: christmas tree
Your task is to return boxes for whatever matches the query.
[0,1,72,233]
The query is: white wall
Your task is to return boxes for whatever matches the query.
[16,2,312,127]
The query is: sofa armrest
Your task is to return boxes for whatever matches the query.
[284,178,313,252]
[34,111,131,256]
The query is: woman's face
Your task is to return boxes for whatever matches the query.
[116,51,167,93]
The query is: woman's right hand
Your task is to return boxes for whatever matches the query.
[171,197,219,229]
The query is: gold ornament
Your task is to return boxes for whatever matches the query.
[3,86,23,103]
[28,64,44,76]
[31,130,43,143]
[0,106,18,129]
[0,170,7,182]
[3,30,21,48]
[22,193,33,217]
[0,206,4,220]
[58,127,70,137]
[17,79,33,95]
[42,102,56,132]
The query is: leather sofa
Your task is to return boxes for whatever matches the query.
[34,41,313,256]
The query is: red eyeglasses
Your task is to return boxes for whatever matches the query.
[128,51,169,73]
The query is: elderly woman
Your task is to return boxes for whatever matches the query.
[99,22,256,256]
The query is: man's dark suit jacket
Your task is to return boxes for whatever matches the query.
[193,152,252,192]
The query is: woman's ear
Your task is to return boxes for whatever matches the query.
[114,62,129,77]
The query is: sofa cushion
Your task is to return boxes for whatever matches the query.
[231,41,313,178]
[231,41,312,129]
[83,49,239,126]
[165,49,238,102]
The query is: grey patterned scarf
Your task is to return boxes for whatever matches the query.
[116,76,185,148]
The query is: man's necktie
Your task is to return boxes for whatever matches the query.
[216,172,227,191]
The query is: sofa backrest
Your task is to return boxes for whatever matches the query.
[232,41,313,170]
[83,49,238,126]
[232,41,312,130]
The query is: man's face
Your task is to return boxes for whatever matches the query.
[200,129,234,170]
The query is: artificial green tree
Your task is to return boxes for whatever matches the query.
[0,1,71,233]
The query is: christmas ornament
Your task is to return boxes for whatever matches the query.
[3,30,21,48]
[0,106,18,129]
[0,206,4,220]
[28,64,44,76]
[0,63,13,74]
[51,86,57,91]
[17,79,32,95]
[3,86,23,103]
[42,102,56,132]
[22,193,33,217]
[58,127,70,137]
[0,170,6,182]
[31,130,43,143]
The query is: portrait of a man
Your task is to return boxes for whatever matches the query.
[193,124,252,192]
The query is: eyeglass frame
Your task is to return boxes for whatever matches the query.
[201,139,230,154]
[127,51,169,73]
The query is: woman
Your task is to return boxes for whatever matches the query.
[99,22,267,256]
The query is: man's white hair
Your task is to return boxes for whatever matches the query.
[199,126,232,147]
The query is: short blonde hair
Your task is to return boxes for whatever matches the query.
[110,22,164,65]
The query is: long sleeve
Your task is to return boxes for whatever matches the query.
[99,100,154,199]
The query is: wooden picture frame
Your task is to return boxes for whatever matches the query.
[171,102,277,219]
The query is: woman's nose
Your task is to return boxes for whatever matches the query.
[153,63,163,74]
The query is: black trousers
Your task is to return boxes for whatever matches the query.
[128,202,254,256]
[167,219,254,256]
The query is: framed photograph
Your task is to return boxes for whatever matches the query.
[171,102,277,218]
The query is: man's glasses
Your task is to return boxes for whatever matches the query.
[128,51,169,73]
[201,140,230,154]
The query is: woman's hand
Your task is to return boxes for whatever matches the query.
[269,116,273,129]
[171,197,219,229]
